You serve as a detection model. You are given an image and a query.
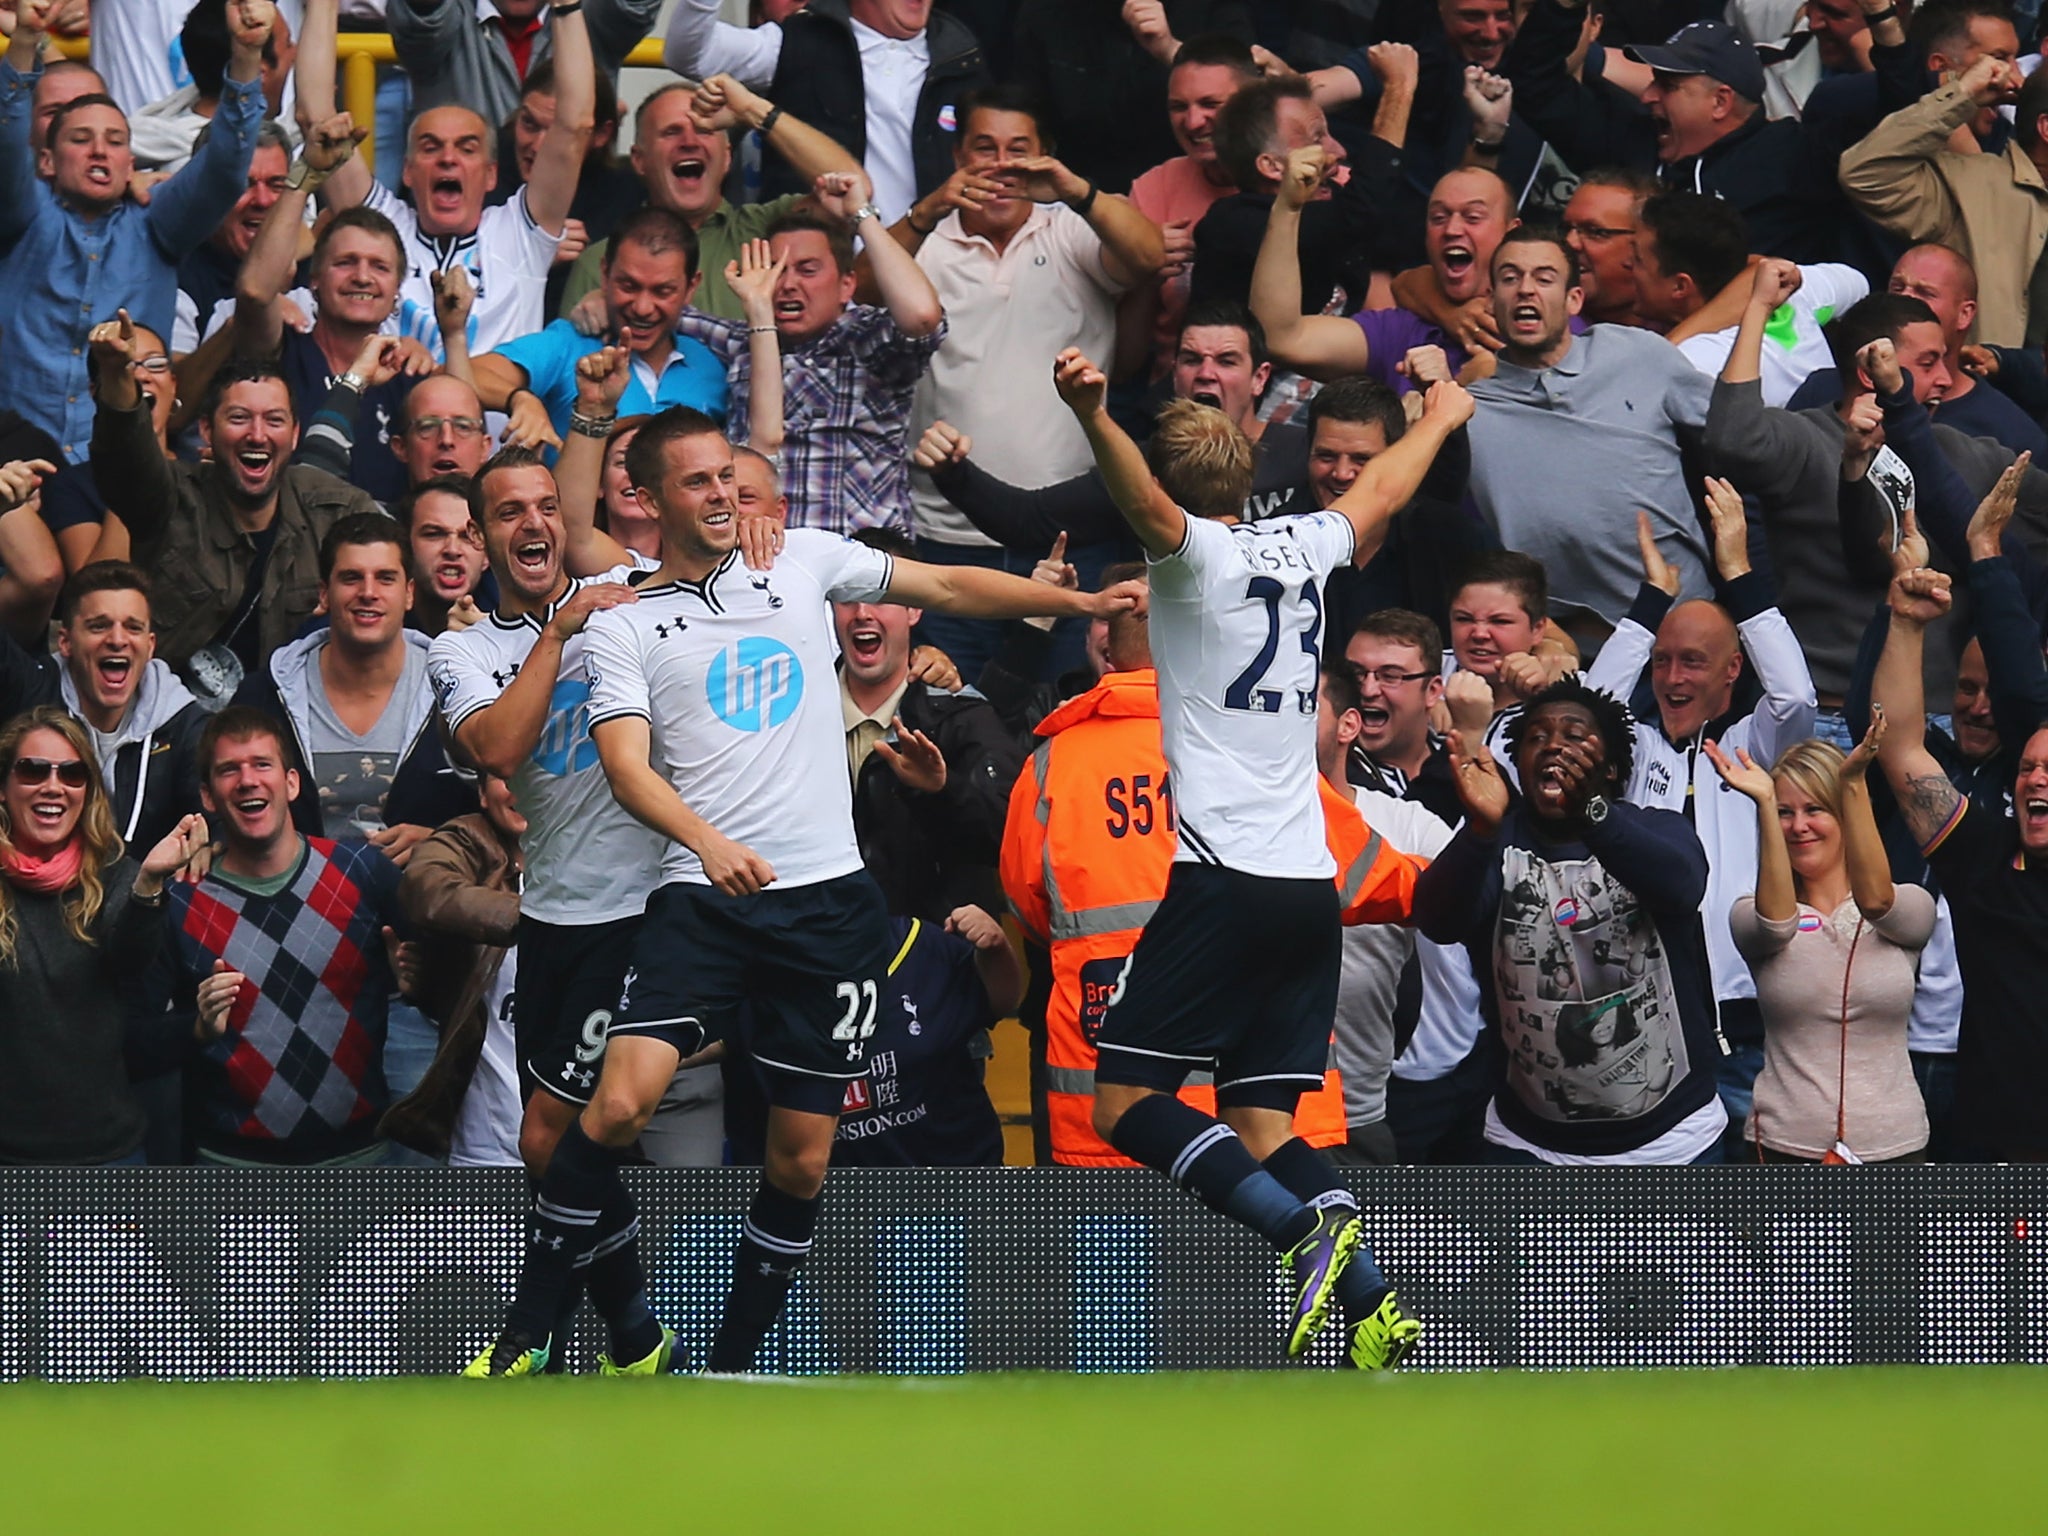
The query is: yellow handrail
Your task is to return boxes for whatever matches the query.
[47,31,669,172]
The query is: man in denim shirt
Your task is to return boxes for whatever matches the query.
[0,0,267,461]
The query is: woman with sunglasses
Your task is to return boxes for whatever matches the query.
[0,706,209,1165]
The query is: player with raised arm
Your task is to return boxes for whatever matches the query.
[468,404,1136,1377]
[1053,347,1472,1368]
[426,445,670,1378]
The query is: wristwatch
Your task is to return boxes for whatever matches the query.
[336,369,368,394]
[1582,794,1611,826]
[850,202,885,229]
[285,158,330,192]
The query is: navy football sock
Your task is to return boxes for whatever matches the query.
[505,1121,619,1342]
[1109,1094,1316,1250]
[580,1180,663,1366]
[1262,1136,1389,1316]
[707,1179,820,1373]
[525,1170,585,1372]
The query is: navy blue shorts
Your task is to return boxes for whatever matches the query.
[608,871,893,1115]
[1094,863,1341,1108]
[514,912,641,1106]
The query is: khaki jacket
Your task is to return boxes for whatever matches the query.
[1840,80,2048,347]
[89,397,380,667]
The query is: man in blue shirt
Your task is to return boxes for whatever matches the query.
[473,206,733,444]
[0,0,267,461]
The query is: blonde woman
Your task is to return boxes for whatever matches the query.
[1706,711,1935,1163]
[0,706,208,1165]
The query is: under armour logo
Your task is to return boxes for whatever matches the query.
[654,620,687,640]
[492,665,520,688]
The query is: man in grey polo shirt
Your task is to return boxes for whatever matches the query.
[1464,226,1714,640]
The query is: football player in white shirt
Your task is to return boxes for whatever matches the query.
[294,0,586,360]
[1055,346,1474,1369]
[466,404,1136,1378]
[428,445,675,1378]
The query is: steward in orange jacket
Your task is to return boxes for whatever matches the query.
[1001,667,1426,1166]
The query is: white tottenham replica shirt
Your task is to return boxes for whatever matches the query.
[582,531,896,891]
[1148,510,1355,880]
[428,564,663,925]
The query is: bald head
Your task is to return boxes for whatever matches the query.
[1650,600,1742,741]
[1890,244,1979,348]
[1426,167,1517,303]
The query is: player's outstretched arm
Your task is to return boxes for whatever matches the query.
[1328,380,1475,561]
[1053,348,1184,557]
[451,583,635,777]
[882,555,1137,624]
[591,715,777,896]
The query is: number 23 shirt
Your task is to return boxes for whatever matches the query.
[1148,510,1354,880]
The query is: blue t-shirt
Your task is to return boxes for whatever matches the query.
[494,319,730,437]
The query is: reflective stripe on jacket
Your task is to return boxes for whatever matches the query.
[1001,669,1429,1165]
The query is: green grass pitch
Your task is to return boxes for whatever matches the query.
[6,1368,2043,1533]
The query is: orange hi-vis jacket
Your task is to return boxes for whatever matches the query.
[1000,668,1431,1167]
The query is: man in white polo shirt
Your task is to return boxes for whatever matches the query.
[897,85,1164,679]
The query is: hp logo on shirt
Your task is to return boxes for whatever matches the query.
[707,637,803,731]
[532,680,599,774]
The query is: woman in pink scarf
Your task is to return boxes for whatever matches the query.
[0,706,208,1164]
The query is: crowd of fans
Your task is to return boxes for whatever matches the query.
[4,0,2048,1173]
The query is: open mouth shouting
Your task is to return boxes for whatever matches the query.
[844,615,885,668]
[427,173,467,220]
[669,152,709,194]
[1505,301,1546,343]
[92,651,135,699]
[2023,795,2048,842]
[433,557,473,599]
[512,535,554,584]
[1438,240,1476,289]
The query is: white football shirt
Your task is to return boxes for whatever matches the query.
[1149,510,1356,879]
[362,181,561,361]
[582,531,895,890]
[427,567,662,925]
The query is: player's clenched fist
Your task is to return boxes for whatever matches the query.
[698,832,776,896]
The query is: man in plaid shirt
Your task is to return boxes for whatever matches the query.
[154,707,407,1166]
[677,170,944,533]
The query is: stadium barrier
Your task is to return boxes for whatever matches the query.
[6,1166,2047,1377]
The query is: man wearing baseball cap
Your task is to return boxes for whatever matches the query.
[1503,4,1850,265]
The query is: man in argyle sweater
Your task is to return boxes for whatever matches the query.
[155,708,407,1166]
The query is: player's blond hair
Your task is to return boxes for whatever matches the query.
[1145,399,1254,521]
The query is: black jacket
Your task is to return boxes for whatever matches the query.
[0,635,207,856]
[764,0,990,207]
[850,673,1023,921]
[1503,0,1851,266]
